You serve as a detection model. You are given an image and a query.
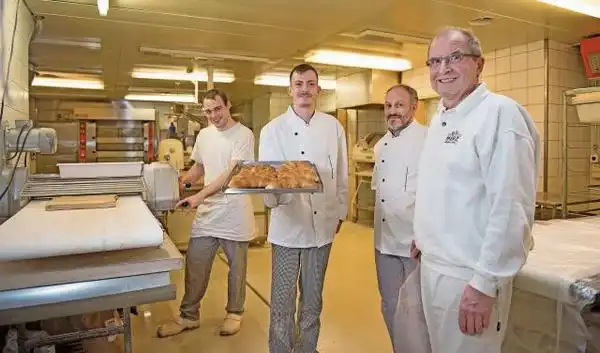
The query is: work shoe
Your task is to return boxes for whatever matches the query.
[156,316,200,338]
[219,313,242,336]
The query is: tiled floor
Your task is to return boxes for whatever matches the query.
[86,222,392,353]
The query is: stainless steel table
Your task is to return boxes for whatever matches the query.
[0,235,183,353]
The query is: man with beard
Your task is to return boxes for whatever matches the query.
[259,63,348,353]
[371,84,427,348]
[157,89,255,338]
[411,27,539,353]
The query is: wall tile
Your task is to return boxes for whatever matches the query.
[508,88,528,106]
[528,86,545,105]
[528,68,545,86]
[482,58,496,77]
[511,53,528,72]
[510,71,528,89]
[496,56,511,74]
[527,104,545,123]
[527,49,545,69]
[496,73,511,91]
[496,47,511,58]
[528,40,544,52]
[511,44,528,55]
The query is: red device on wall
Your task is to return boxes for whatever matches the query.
[579,35,600,80]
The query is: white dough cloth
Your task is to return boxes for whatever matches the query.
[515,218,600,306]
[503,218,600,353]
[0,196,164,261]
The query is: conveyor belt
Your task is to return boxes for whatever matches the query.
[21,175,145,198]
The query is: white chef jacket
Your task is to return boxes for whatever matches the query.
[372,122,428,258]
[189,122,256,242]
[258,106,349,248]
[413,83,540,297]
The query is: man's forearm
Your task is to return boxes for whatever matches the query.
[182,163,204,185]
[194,168,231,200]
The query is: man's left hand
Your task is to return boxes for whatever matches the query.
[335,220,343,234]
[458,284,495,336]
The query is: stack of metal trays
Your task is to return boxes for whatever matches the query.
[21,174,146,199]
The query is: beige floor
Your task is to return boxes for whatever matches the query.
[86,222,391,353]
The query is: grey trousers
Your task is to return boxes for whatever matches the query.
[269,243,332,353]
[375,250,417,350]
[180,236,249,321]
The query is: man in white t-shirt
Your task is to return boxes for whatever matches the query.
[157,89,255,338]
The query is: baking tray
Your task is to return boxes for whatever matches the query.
[222,160,324,194]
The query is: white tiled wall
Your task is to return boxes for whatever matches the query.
[1,0,34,125]
[401,39,592,196]
[547,40,589,193]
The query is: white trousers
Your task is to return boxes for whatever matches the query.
[420,260,513,353]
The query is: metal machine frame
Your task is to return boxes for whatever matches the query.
[0,122,182,352]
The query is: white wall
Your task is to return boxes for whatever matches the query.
[1,0,34,126]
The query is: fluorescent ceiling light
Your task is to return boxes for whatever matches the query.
[97,0,109,16]
[32,77,104,90]
[536,0,600,18]
[34,37,101,50]
[132,68,235,83]
[254,73,336,90]
[125,94,196,103]
[305,49,412,72]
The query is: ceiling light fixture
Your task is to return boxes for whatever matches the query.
[305,49,412,72]
[125,93,196,103]
[131,68,236,83]
[32,77,104,90]
[254,73,336,90]
[536,0,600,19]
[97,0,109,16]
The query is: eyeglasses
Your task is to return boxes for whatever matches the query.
[425,51,480,68]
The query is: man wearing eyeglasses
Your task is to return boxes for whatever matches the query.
[411,27,539,353]
[157,89,255,338]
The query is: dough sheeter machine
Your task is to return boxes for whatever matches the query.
[0,123,183,352]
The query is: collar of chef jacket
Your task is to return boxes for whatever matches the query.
[286,105,319,126]
[438,82,490,118]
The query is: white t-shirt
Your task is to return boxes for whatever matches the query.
[189,122,256,241]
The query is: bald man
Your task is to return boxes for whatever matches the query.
[372,84,427,349]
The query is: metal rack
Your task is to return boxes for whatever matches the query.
[554,86,600,218]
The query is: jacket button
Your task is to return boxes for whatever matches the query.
[301,151,305,154]
[294,132,298,135]
[381,160,385,163]
[382,218,386,222]
[382,178,385,182]
[384,142,388,146]
[442,121,447,127]
[314,211,317,215]
[381,199,385,203]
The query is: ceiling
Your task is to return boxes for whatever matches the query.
[26,0,600,104]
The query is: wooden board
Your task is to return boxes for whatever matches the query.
[45,194,119,211]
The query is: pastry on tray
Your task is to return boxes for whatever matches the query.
[227,161,319,189]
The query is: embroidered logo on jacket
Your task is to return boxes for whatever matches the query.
[444,130,462,144]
